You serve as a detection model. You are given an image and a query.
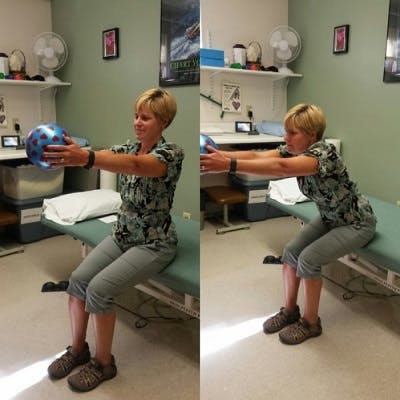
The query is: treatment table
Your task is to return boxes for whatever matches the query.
[42,215,200,318]
[266,196,400,294]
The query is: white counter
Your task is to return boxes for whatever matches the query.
[207,132,284,145]
[0,148,27,161]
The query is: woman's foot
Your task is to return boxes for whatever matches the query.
[263,305,301,334]
[67,356,117,392]
[279,317,322,345]
[48,343,91,379]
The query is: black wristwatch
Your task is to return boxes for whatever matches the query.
[229,158,237,173]
[84,150,95,169]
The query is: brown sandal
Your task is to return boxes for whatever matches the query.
[279,317,322,345]
[263,305,301,334]
[67,356,117,392]
[48,343,91,379]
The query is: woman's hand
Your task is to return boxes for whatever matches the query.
[200,144,230,173]
[41,135,88,168]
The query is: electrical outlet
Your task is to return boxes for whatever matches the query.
[182,211,191,219]
[12,118,21,133]
[246,105,253,119]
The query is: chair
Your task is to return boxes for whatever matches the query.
[203,185,250,234]
[0,208,23,256]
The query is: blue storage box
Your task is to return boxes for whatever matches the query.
[200,48,224,67]
[230,174,288,222]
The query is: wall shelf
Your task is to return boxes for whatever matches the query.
[200,65,302,81]
[0,79,71,90]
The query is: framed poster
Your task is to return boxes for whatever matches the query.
[333,25,349,54]
[159,0,200,86]
[384,0,400,82]
[103,28,119,59]
[222,83,241,113]
[0,95,8,127]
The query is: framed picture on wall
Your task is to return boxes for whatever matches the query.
[383,0,400,82]
[103,28,119,59]
[333,24,349,54]
[159,0,200,86]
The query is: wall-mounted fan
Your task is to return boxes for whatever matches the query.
[32,32,68,82]
[268,25,301,74]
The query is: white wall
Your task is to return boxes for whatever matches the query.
[200,0,289,125]
[0,0,52,137]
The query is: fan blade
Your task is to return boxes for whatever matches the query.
[284,31,299,47]
[49,37,65,54]
[42,56,60,69]
[33,37,47,55]
[278,40,289,51]
[277,48,292,61]
[269,30,282,47]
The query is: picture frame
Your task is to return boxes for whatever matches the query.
[102,28,119,59]
[333,24,349,54]
[159,0,200,87]
[383,0,400,82]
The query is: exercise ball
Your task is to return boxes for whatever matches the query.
[25,122,69,169]
[200,134,218,154]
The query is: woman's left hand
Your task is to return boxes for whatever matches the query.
[200,144,230,173]
[41,135,88,168]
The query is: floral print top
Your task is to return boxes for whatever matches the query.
[278,141,376,229]
[110,137,184,251]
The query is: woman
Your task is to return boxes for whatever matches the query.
[44,88,184,391]
[200,104,376,345]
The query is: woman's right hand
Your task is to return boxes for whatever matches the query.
[200,144,230,173]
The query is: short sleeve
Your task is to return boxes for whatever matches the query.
[150,142,185,182]
[110,141,137,154]
[303,142,341,177]
[277,144,293,158]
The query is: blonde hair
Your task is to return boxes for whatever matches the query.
[135,88,177,128]
[284,104,326,141]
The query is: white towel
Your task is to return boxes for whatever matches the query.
[268,178,309,205]
[43,189,121,225]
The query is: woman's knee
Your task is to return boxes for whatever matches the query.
[85,280,114,313]
[67,270,88,299]
[282,241,301,267]
[297,253,321,279]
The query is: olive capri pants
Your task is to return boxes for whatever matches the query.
[66,236,177,314]
[281,216,376,280]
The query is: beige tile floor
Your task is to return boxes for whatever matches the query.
[0,234,199,400]
[201,215,400,400]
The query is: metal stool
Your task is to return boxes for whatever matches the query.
[203,185,250,234]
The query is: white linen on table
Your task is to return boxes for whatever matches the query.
[268,177,309,205]
[43,189,121,225]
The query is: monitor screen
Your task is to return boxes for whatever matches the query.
[1,135,20,147]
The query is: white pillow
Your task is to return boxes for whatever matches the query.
[268,178,309,205]
[43,189,121,225]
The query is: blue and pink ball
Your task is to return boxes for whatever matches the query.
[200,134,217,154]
[25,122,69,169]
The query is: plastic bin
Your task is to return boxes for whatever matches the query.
[2,160,64,200]
[2,195,61,243]
[230,174,288,221]
[200,48,224,67]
